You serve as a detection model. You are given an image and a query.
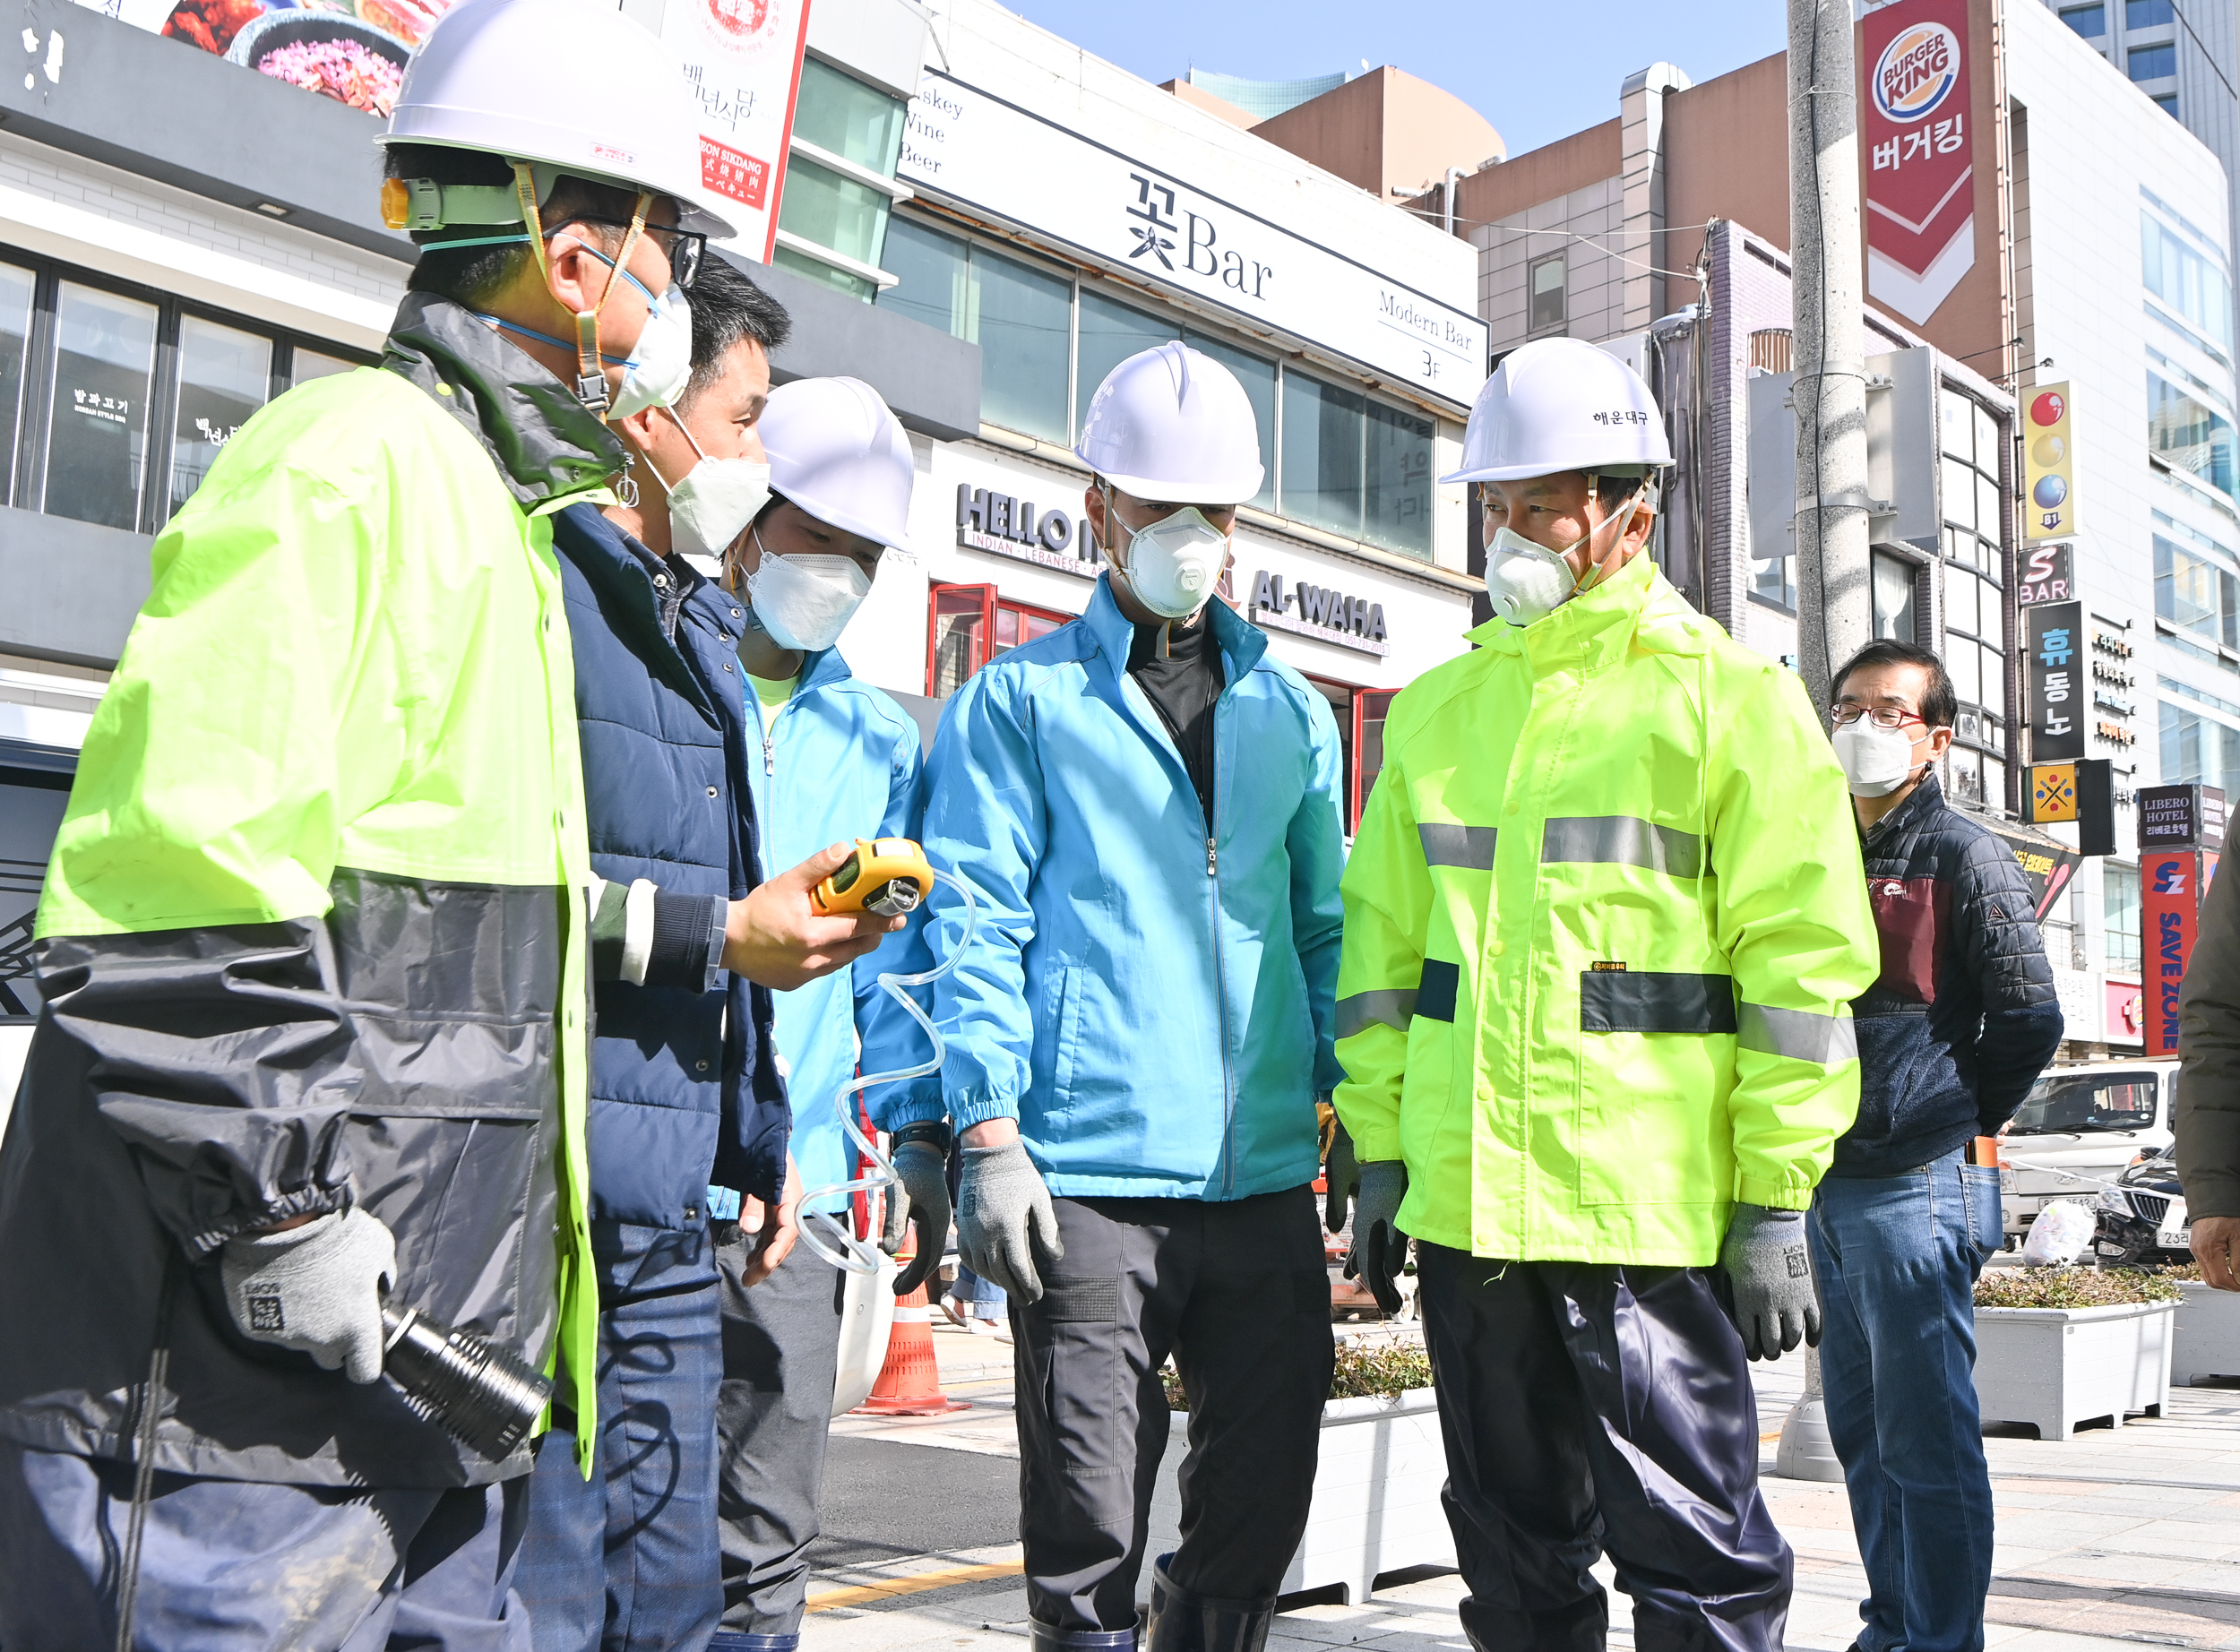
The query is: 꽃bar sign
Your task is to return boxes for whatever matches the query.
[1862,0,1977,326]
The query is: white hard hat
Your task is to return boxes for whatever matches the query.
[380,0,738,240]
[761,377,916,550]
[1440,337,1672,484]
[1074,342,1265,505]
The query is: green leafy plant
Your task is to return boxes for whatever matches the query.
[1973,1267,2182,1309]
[1163,1339,1434,1411]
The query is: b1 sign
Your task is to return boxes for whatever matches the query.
[1862,0,1977,325]
[900,72,1486,409]
[661,0,814,262]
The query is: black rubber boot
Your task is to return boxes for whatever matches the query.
[1143,1553,1277,1652]
[1030,1619,1141,1652]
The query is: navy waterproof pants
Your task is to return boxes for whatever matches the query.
[0,1439,531,1648]
[1415,1249,1792,1652]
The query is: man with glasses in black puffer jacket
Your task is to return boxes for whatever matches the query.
[1816,639,2063,1652]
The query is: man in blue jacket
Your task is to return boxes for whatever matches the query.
[707,377,930,1652]
[909,342,1348,1652]
[1818,640,2063,1652]
[517,260,902,1650]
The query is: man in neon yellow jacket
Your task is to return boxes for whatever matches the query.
[1330,338,1877,1652]
[0,2,877,1639]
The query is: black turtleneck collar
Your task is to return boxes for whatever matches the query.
[381,292,625,511]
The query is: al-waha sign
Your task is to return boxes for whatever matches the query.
[1862,0,1977,325]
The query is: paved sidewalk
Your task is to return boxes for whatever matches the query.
[806,1334,2240,1652]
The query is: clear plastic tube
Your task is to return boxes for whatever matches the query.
[797,867,978,1274]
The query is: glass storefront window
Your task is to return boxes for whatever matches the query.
[972,249,1072,446]
[2106,863,2141,968]
[291,348,357,386]
[1076,290,1179,442]
[1357,689,1395,827]
[2150,372,2239,497]
[170,315,270,521]
[879,220,1071,445]
[0,261,31,505]
[879,216,970,337]
[1280,372,1365,538]
[1363,400,1434,558]
[791,56,905,174]
[1871,551,1916,641]
[992,601,1066,659]
[2143,213,2234,349]
[929,583,992,699]
[45,282,158,531]
[773,156,891,294]
[2162,698,2240,802]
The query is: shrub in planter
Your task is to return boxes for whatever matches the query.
[1971,1266,2178,1440]
[1973,1267,2180,1309]
[1161,1339,1434,1411]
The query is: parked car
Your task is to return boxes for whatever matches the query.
[2001,1060,2175,1243]
[2093,1147,2190,1267]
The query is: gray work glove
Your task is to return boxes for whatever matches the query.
[1347,1160,1410,1315]
[885,1137,952,1299]
[221,1207,397,1384]
[955,1139,1064,1303]
[1719,1203,1819,1361]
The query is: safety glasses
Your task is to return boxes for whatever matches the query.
[563,217,704,290]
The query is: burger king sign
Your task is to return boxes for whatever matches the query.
[1862,0,1977,327]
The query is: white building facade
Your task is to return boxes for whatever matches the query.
[836,0,1487,831]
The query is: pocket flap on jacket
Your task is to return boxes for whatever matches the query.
[1578,971,1738,1035]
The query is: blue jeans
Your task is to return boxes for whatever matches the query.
[1810,1149,2003,1652]
[952,1263,1007,1321]
[518,1269,725,1652]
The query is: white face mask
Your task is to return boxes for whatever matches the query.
[1114,501,1228,620]
[650,406,771,564]
[1484,495,1640,627]
[609,278,693,418]
[744,533,873,652]
[1832,719,1924,798]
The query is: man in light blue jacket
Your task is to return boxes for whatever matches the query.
[704,377,931,1652]
[904,343,1346,1652]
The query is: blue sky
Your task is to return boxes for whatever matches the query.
[1001,2,1791,159]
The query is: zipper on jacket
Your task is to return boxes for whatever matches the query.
[762,729,775,777]
[1209,702,1236,1197]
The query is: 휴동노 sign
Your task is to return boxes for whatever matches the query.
[899,71,1486,409]
[2026,600,2085,763]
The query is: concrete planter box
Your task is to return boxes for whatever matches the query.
[1148,1387,1452,1604]
[2173,1281,2240,1386]
[1972,1300,2175,1440]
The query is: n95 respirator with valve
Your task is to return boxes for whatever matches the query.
[1116,505,1228,620]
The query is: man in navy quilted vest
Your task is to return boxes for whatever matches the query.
[1817,639,2063,1652]
[514,255,902,1650]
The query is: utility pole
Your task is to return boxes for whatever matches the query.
[1788,0,1872,711]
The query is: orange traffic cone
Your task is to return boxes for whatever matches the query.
[852,1237,969,1416]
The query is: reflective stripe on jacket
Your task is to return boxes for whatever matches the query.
[906,576,1347,1201]
[743,645,926,1213]
[1332,554,1878,1265]
[0,297,606,1484]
